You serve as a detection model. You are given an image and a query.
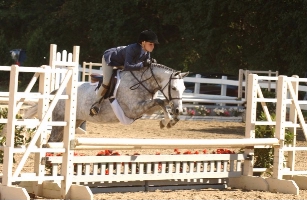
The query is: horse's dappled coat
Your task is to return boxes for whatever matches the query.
[24,63,188,142]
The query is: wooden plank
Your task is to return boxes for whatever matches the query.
[70,172,242,183]
[47,154,246,164]
[90,183,226,193]
[73,138,279,149]
[3,65,19,185]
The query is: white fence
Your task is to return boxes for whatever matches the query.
[1,60,299,109]
[79,63,274,108]
[79,62,246,107]
[2,61,307,111]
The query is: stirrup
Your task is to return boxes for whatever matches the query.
[89,103,100,116]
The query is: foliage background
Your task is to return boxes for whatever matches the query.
[0,0,306,82]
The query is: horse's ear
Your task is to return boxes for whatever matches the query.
[174,71,181,76]
[180,72,189,78]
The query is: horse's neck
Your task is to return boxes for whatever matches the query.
[119,65,173,93]
[150,66,173,87]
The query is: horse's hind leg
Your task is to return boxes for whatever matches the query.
[48,120,86,142]
[48,126,64,142]
[76,120,86,130]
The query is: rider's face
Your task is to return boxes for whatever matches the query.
[142,42,155,52]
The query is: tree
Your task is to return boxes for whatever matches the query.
[0,0,306,79]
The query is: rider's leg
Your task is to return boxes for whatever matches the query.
[96,56,113,100]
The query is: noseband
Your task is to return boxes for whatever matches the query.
[129,65,183,102]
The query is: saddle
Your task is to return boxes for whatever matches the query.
[90,69,118,100]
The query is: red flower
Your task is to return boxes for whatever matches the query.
[158,162,162,170]
[155,152,160,155]
[105,169,109,175]
[214,148,235,154]
[188,109,196,116]
[105,150,112,156]
[183,150,191,154]
[202,149,207,154]
[216,149,225,154]
[96,151,105,156]
[46,152,54,157]
[224,111,230,116]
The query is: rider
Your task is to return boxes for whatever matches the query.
[90,29,159,116]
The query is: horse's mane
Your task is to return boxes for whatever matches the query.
[151,63,176,72]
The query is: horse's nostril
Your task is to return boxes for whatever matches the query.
[175,108,180,114]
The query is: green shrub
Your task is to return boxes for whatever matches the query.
[254,111,294,171]
[0,107,35,163]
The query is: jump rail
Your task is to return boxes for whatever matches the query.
[45,153,246,193]
[70,138,279,150]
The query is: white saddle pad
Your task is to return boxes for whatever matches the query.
[109,70,135,125]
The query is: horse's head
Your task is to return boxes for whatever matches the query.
[160,70,189,116]
[132,63,188,118]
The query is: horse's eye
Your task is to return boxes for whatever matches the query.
[172,87,177,91]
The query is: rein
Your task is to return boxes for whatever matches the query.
[129,64,182,102]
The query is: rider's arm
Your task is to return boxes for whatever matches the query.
[124,44,149,71]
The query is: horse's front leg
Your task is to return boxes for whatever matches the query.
[138,98,172,129]
[161,99,180,129]
[166,115,180,128]
[153,99,173,129]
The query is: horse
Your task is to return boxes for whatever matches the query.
[25,63,188,142]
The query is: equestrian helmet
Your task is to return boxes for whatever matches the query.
[138,30,159,44]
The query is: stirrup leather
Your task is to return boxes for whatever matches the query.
[100,84,110,97]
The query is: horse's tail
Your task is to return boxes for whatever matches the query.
[23,104,38,119]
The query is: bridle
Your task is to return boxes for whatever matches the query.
[129,64,183,102]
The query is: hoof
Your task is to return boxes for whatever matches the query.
[167,123,172,128]
[159,120,165,129]
[168,118,179,127]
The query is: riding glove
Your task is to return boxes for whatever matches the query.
[150,58,157,63]
[142,59,152,67]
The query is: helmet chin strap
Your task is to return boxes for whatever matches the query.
[141,41,147,51]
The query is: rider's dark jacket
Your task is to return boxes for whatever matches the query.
[103,43,150,71]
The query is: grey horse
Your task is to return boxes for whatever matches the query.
[25,63,188,142]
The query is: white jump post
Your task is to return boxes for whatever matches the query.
[81,62,103,82]
[229,74,306,194]
[0,44,83,200]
